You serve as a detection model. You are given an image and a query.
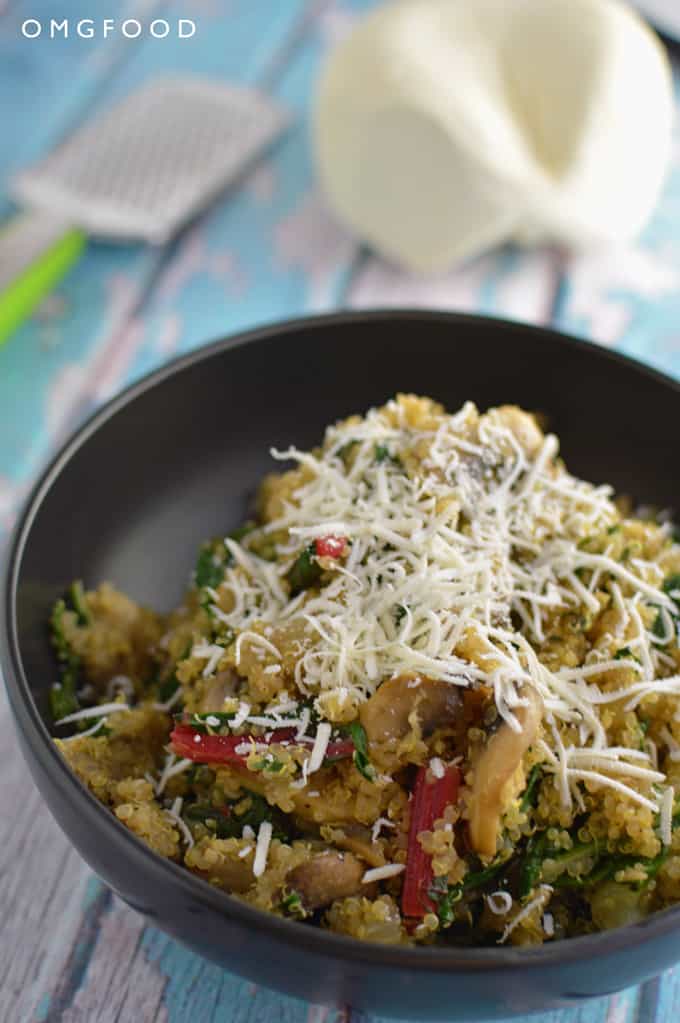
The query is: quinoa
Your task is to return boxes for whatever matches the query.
[51,397,680,946]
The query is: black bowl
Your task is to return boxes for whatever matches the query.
[4,311,680,1021]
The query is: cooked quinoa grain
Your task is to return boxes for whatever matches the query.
[51,397,680,946]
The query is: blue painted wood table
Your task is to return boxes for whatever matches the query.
[3,2,680,1020]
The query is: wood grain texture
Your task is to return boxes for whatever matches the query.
[1,1,680,1020]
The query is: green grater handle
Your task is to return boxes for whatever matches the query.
[0,212,86,347]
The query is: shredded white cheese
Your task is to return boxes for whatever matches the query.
[362,863,406,884]
[486,891,513,915]
[234,631,282,666]
[660,786,674,846]
[156,753,193,796]
[498,885,553,945]
[191,642,227,678]
[231,701,251,729]
[308,721,332,774]
[253,821,273,878]
[371,817,396,843]
[61,717,109,741]
[196,399,680,820]
[165,797,194,849]
[55,702,129,725]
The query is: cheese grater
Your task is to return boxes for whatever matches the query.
[0,77,288,345]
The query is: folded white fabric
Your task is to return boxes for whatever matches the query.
[314,0,673,273]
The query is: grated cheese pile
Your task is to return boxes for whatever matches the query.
[202,397,680,819]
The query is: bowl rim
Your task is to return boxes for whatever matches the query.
[5,307,680,974]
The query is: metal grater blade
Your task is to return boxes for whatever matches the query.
[12,77,288,245]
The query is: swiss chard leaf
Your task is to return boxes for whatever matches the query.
[519,832,549,898]
[69,581,91,625]
[431,856,509,928]
[184,790,290,841]
[374,444,402,467]
[158,674,181,705]
[393,604,408,627]
[280,889,308,919]
[344,720,376,781]
[663,574,680,596]
[49,598,81,721]
[287,544,322,596]
[519,764,543,812]
[195,523,258,589]
[195,542,228,589]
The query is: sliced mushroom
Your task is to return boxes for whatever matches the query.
[285,850,366,911]
[360,674,462,747]
[468,686,543,858]
[323,824,386,868]
[199,669,239,712]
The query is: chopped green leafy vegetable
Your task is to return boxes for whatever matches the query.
[519,764,543,812]
[195,523,259,588]
[287,544,322,596]
[185,711,236,734]
[83,716,112,738]
[183,801,233,838]
[252,754,286,774]
[344,720,376,781]
[195,540,228,589]
[49,598,81,721]
[430,856,509,927]
[663,574,680,596]
[280,889,308,919]
[374,444,402,467]
[158,674,180,704]
[652,611,665,639]
[394,604,407,627]
[233,791,288,840]
[462,860,508,891]
[519,832,549,898]
[429,876,463,927]
[69,581,91,625]
[184,790,290,841]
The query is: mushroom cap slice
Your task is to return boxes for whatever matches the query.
[285,850,366,911]
[468,686,543,858]
[360,674,462,748]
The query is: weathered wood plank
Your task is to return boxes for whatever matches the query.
[58,886,167,1023]
[0,0,318,513]
[0,0,382,524]
[0,686,94,1023]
